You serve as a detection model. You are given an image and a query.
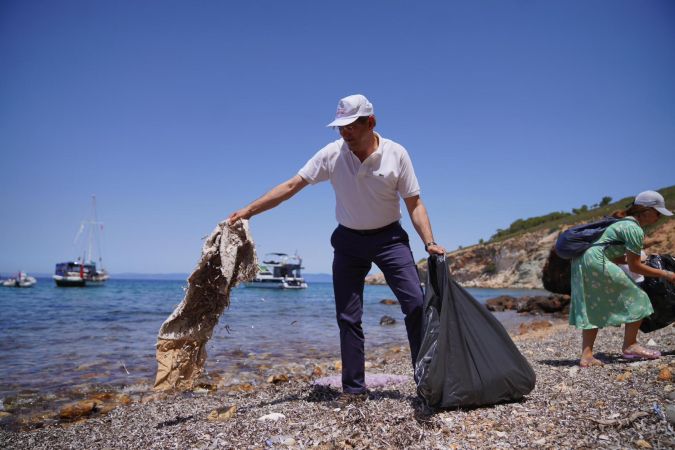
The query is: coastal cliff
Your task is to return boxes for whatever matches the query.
[365,218,675,289]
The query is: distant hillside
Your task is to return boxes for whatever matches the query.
[111,272,334,282]
[489,185,675,244]
[367,185,675,288]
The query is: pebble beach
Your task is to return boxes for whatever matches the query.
[2,321,674,449]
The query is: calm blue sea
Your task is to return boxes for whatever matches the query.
[0,278,548,402]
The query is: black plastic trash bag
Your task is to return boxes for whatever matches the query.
[640,254,675,333]
[415,255,536,409]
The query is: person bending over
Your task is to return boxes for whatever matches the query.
[569,190,674,367]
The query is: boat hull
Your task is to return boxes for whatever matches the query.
[244,278,308,289]
[2,280,36,288]
[53,275,107,287]
[53,276,87,287]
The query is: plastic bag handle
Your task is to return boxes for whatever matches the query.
[427,255,448,298]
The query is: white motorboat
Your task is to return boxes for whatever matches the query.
[2,272,37,288]
[244,253,308,289]
[53,196,109,287]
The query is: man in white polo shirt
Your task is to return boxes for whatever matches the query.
[228,94,445,402]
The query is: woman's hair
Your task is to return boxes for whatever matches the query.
[611,203,652,218]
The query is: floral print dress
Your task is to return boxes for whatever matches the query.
[569,217,654,329]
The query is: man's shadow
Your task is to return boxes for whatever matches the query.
[304,384,415,403]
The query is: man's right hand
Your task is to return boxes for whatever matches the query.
[224,175,308,226]
[226,208,251,225]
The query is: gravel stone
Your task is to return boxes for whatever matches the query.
[2,321,674,449]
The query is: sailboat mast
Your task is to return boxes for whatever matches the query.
[87,196,96,263]
[93,195,104,270]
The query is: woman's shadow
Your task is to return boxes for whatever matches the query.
[538,349,675,367]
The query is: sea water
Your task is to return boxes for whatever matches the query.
[0,278,548,404]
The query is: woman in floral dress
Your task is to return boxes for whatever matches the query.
[569,190,675,367]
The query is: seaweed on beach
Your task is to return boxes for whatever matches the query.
[5,323,675,449]
[154,220,258,391]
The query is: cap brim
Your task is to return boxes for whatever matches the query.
[326,116,360,128]
[655,206,673,216]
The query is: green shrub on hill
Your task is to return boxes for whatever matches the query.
[488,185,674,243]
[491,211,572,240]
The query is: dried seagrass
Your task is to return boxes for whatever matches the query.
[154,220,257,391]
[584,411,649,429]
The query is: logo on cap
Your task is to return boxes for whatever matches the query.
[336,101,356,118]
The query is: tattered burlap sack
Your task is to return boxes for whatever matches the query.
[154,220,258,391]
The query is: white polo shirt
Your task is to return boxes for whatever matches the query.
[298,133,420,230]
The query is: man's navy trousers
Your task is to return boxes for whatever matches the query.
[330,221,423,394]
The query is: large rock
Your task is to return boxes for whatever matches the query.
[485,295,519,312]
[379,315,396,325]
[366,228,558,289]
[380,298,399,305]
[486,294,569,315]
[59,400,99,420]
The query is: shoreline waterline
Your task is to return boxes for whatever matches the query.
[0,278,552,429]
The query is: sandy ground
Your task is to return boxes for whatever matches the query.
[1,321,675,449]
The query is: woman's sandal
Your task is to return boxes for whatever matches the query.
[622,346,661,360]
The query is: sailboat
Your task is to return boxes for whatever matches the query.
[53,196,109,287]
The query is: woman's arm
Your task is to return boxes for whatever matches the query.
[626,252,675,283]
[612,255,627,265]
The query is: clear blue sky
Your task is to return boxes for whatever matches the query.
[1,1,674,275]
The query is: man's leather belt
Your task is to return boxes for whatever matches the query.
[339,221,399,236]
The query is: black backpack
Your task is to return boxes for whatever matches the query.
[554,217,631,260]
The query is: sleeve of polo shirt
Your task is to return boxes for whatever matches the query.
[397,149,421,198]
[297,144,331,184]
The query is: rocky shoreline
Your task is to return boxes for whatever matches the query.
[2,318,674,449]
[365,219,675,290]
[485,294,570,316]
